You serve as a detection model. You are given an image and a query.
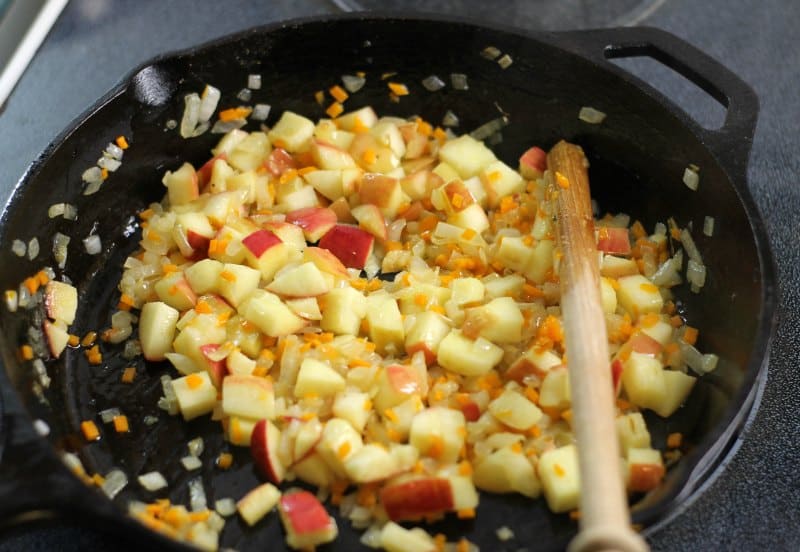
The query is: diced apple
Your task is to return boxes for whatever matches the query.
[320,286,368,335]
[437,329,504,377]
[380,522,436,552]
[197,152,227,188]
[225,170,258,204]
[241,229,289,281]
[332,390,372,433]
[316,418,363,478]
[448,277,484,306]
[293,417,323,462]
[538,444,581,513]
[162,162,199,206]
[380,477,454,521]
[336,106,378,131]
[480,160,525,207]
[199,343,228,388]
[237,482,281,526]
[217,262,262,307]
[601,255,640,278]
[365,293,405,354]
[622,351,666,411]
[506,348,562,384]
[226,416,259,446]
[204,190,245,227]
[438,135,496,178]
[616,274,664,319]
[285,297,322,321]
[522,239,555,284]
[280,185,321,218]
[483,273,525,299]
[302,247,350,279]
[318,224,374,270]
[395,284,451,315]
[228,131,271,172]
[250,419,285,484]
[208,157,235,194]
[295,357,345,398]
[351,203,388,240]
[226,349,257,376]
[448,202,490,234]
[278,491,338,550]
[177,210,215,242]
[139,301,179,361]
[374,364,423,412]
[343,443,399,483]
[404,312,451,364]
[239,289,307,337]
[600,277,618,314]
[538,366,571,410]
[285,207,337,242]
[45,280,78,325]
[650,369,696,417]
[626,447,665,493]
[303,169,357,201]
[310,139,357,170]
[473,445,542,498]
[43,320,69,357]
[154,272,197,311]
[494,236,533,273]
[262,221,306,254]
[223,374,275,420]
[267,262,332,297]
[267,111,315,152]
[462,297,523,344]
[640,317,674,346]
[597,226,631,255]
[488,388,543,430]
[172,371,217,421]
[615,412,652,455]
[371,118,406,159]
[519,146,547,179]
[358,173,406,219]
[409,407,465,464]
[314,119,355,150]
[265,147,296,177]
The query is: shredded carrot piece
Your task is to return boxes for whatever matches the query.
[639,282,659,293]
[326,101,344,118]
[216,452,233,470]
[85,345,103,365]
[219,270,237,283]
[631,220,647,240]
[337,442,352,459]
[329,84,349,103]
[113,415,129,433]
[218,106,252,121]
[19,344,34,361]
[352,116,370,133]
[36,270,49,285]
[162,263,178,274]
[456,538,471,552]
[569,510,582,521]
[640,312,660,328]
[68,334,80,347]
[664,342,680,355]
[554,463,566,477]
[387,82,409,96]
[555,171,570,189]
[529,425,542,438]
[433,126,448,143]
[561,409,573,423]
[434,534,447,552]
[101,168,109,180]
[683,326,699,345]
[362,148,377,165]
[457,508,476,519]
[314,90,325,105]
[81,420,100,441]
[121,367,137,383]
[194,300,212,315]
[667,432,683,449]
[428,435,445,459]
[186,373,204,390]
[23,277,39,295]
[356,484,378,506]
[115,135,129,150]
[669,315,684,328]
[524,387,540,404]
[510,441,524,454]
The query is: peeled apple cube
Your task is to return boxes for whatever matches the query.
[538,444,581,513]
[616,274,664,318]
[538,367,572,410]
[44,280,78,325]
[172,372,217,421]
[380,522,436,552]
[436,329,504,376]
[317,418,363,478]
[267,111,315,152]
[222,374,275,420]
[621,352,666,411]
[237,482,281,526]
[600,277,618,314]
[615,412,652,455]
[409,406,465,464]
[473,445,542,498]
[139,301,179,361]
[343,443,399,483]
[650,369,697,418]
[480,160,525,207]
[294,357,346,398]
[438,134,497,178]
[487,388,543,430]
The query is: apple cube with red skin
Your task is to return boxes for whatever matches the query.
[350,203,388,240]
[318,224,374,270]
[267,262,332,298]
[597,226,632,256]
[197,153,226,189]
[518,146,547,179]
[359,173,406,218]
[626,447,665,493]
[199,343,227,388]
[310,139,357,170]
[237,482,281,527]
[374,364,423,412]
[285,207,338,243]
[154,272,197,312]
[43,320,70,357]
[139,301,179,361]
[265,147,296,177]
[278,491,338,550]
[217,262,261,308]
[379,475,477,522]
[223,374,275,420]
[262,221,307,254]
[302,247,349,278]
[162,162,199,206]
[250,419,286,484]
[242,229,290,281]
[409,407,465,464]
[45,280,78,325]
[404,311,451,365]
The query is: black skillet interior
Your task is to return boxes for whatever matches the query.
[0,14,773,551]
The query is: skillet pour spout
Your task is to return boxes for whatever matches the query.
[0,13,775,551]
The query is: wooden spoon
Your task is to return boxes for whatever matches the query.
[547,141,648,552]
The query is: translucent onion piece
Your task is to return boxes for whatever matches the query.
[180,93,201,138]
[143,415,159,426]
[63,203,78,220]
[83,179,103,196]
[83,234,102,255]
[703,216,715,237]
[421,75,445,92]
[686,258,707,291]
[190,121,211,138]
[27,237,39,260]
[52,232,70,269]
[82,166,103,184]
[138,471,168,492]
[181,455,203,471]
[247,74,262,90]
[4,289,18,312]
[48,203,65,218]
[32,358,50,388]
[122,339,142,360]
[97,156,122,172]
[215,498,237,517]
[683,166,700,191]
[679,340,711,375]
[199,85,221,122]
[33,419,50,436]
[99,407,122,424]
[481,46,501,60]
[651,251,683,288]
[101,469,128,499]
[442,110,459,127]
[679,228,703,264]
[187,436,205,457]
[342,74,366,93]
[497,53,513,69]
[236,87,252,102]
[158,374,179,416]
[188,477,207,511]
[450,73,469,90]
[105,142,124,160]
[579,106,607,124]
[11,239,26,256]
[469,116,508,141]
[211,118,247,134]
[251,103,271,121]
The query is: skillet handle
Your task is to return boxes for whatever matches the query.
[557,26,759,176]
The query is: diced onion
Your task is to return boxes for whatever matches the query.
[52,233,70,269]
[247,74,262,90]
[481,46,501,60]
[165,119,178,130]
[470,116,508,141]
[678,340,717,375]
[158,374,179,416]
[33,419,50,436]
[181,455,203,471]
[83,179,103,196]
[138,471,168,491]
[421,75,445,92]
[83,234,102,255]
[496,526,515,541]
[123,339,142,360]
[360,524,383,548]
[97,156,121,172]
[101,469,128,499]
[4,289,18,312]
[497,53,513,69]
[199,85,221,122]
[651,250,683,288]
[215,498,237,517]
[82,166,103,185]
[251,103,271,121]
[48,203,66,218]
[28,237,39,260]
[105,143,124,160]
[703,216,715,237]
[188,436,205,457]
[11,239,26,257]
[236,88,252,102]
[683,166,700,191]
[451,73,469,90]
[99,407,123,424]
[32,358,50,388]
[188,477,207,511]
[211,118,247,134]
[342,74,366,93]
[579,106,607,124]
[442,110,459,127]
[679,228,703,264]
[143,415,159,426]
[180,93,201,138]
[686,258,706,291]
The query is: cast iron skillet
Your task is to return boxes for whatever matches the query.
[0,13,776,551]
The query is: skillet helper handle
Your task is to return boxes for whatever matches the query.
[561,26,758,174]
[547,142,648,552]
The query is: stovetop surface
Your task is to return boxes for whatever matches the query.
[0,1,798,550]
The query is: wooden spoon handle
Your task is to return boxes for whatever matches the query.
[547,141,648,552]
